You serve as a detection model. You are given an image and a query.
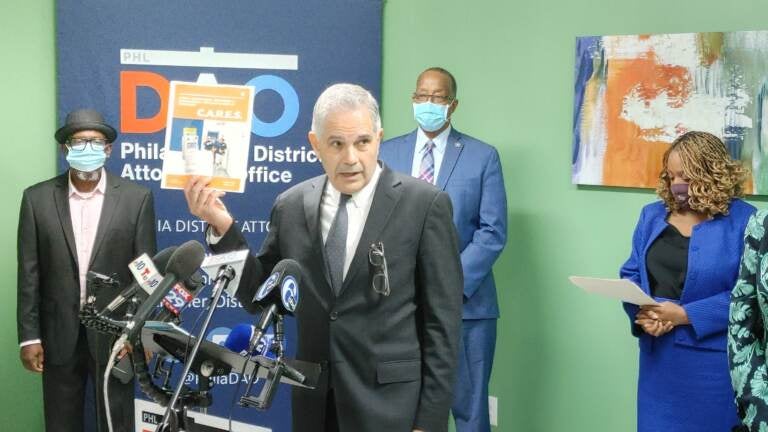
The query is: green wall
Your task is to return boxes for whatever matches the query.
[3,0,766,430]
[382,1,768,430]
[0,0,54,431]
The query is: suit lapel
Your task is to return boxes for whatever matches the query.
[303,176,334,297]
[53,173,79,269]
[89,174,121,267]
[339,166,402,296]
[436,129,464,191]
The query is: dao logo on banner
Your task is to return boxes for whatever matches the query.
[120,52,300,138]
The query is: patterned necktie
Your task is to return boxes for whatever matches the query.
[418,140,435,184]
[325,193,350,295]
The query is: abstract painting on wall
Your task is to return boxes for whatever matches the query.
[573,31,768,193]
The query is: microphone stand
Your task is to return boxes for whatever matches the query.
[239,314,307,410]
[156,265,235,432]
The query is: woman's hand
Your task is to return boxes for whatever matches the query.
[640,302,690,326]
[635,309,675,337]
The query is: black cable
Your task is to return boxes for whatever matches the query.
[132,338,171,406]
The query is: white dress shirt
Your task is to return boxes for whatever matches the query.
[320,164,382,279]
[410,125,451,184]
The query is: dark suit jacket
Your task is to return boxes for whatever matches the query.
[212,164,463,432]
[17,172,156,365]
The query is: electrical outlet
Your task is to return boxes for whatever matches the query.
[489,395,498,426]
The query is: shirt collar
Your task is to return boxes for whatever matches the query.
[324,163,383,209]
[68,168,107,198]
[416,125,451,156]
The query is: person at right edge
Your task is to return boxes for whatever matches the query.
[620,131,754,432]
[729,178,768,428]
[380,67,507,432]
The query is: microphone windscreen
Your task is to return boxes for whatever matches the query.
[223,323,254,353]
[153,246,178,274]
[253,258,302,305]
[165,240,206,280]
[274,259,302,281]
[183,269,206,296]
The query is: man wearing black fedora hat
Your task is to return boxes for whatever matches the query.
[17,108,156,431]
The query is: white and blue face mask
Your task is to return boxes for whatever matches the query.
[413,102,450,132]
[66,143,107,173]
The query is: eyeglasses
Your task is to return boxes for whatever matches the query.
[66,137,108,152]
[368,242,390,296]
[412,93,454,104]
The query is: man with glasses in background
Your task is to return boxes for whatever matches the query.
[381,67,508,432]
[185,83,463,432]
[17,109,156,431]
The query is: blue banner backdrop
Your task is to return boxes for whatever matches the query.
[56,1,382,430]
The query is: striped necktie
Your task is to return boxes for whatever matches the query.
[418,140,435,184]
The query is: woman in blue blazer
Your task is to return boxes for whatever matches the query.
[620,131,755,432]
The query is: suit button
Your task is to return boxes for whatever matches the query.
[330,311,338,321]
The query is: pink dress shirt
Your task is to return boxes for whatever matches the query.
[69,171,106,306]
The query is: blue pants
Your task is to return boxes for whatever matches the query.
[453,318,497,432]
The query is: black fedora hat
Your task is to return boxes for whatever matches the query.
[54,109,117,144]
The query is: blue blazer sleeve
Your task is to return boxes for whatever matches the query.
[683,290,731,340]
[620,207,646,337]
[461,148,507,299]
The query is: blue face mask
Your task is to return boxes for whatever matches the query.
[413,102,450,132]
[66,146,107,172]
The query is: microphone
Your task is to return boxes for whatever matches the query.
[238,260,307,410]
[100,246,178,315]
[252,259,301,315]
[247,259,302,353]
[129,253,206,409]
[122,240,206,342]
[155,268,206,321]
[224,324,256,354]
[224,324,275,356]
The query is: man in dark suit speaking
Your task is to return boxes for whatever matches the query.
[17,109,156,431]
[185,84,463,432]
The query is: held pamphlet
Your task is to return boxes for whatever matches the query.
[161,80,255,193]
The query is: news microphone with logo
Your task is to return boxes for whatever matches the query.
[252,258,301,314]
[122,240,206,342]
[247,259,302,353]
[83,249,175,337]
[155,268,206,321]
[100,246,178,315]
